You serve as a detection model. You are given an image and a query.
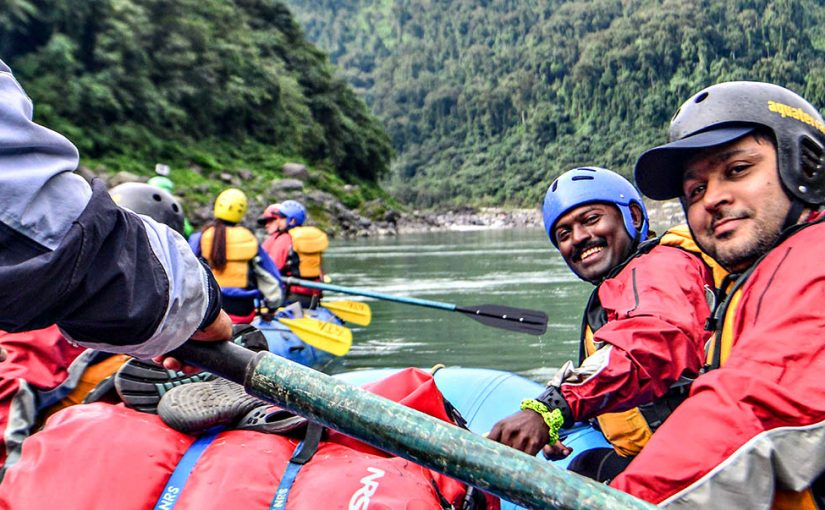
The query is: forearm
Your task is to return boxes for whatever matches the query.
[0,59,91,250]
[0,182,220,358]
[557,330,704,421]
[58,190,220,357]
[612,368,825,508]
[0,59,222,357]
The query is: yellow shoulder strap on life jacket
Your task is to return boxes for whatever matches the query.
[200,226,216,259]
[659,224,729,288]
[224,226,258,261]
[583,324,598,357]
[289,226,328,279]
[583,325,652,456]
[200,226,258,261]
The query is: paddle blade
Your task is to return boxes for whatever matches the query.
[322,300,372,326]
[456,304,548,336]
[279,317,353,356]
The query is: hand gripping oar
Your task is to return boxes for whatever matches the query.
[285,277,548,336]
[170,341,654,510]
[320,300,372,326]
[278,317,352,356]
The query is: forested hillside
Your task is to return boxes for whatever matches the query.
[284,0,825,207]
[0,0,393,218]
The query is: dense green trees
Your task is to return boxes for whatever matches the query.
[0,0,392,183]
[284,0,825,206]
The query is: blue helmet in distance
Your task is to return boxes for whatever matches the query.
[542,167,649,248]
[279,200,306,228]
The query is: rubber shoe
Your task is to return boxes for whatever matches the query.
[236,405,308,434]
[158,378,264,434]
[114,358,215,413]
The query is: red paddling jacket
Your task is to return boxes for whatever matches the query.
[553,226,718,456]
[613,213,825,509]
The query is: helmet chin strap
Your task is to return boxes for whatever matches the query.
[627,230,642,258]
[782,198,807,231]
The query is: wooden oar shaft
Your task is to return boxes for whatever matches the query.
[285,277,456,311]
[172,342,654,510]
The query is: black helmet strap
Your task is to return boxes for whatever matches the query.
[782,198,807,231]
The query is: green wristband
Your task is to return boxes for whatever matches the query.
[520,399,565,445]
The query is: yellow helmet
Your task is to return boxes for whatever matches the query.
[213,188,248,223]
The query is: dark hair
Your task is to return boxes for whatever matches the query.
[752,127,777,148]
[205,220,228,271]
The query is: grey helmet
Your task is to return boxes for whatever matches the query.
[110,182,185,235]
[635,81,825,205]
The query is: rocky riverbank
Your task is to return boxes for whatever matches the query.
[392,199,684,237]
[90,166,684,239]
[396,207,543,234]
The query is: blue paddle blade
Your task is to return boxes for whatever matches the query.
[455,304,548,336]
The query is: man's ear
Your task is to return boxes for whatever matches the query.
[629,203,644,230]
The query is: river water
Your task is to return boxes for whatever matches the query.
[323,227,593,383]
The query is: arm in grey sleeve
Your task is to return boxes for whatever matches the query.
[0,59,91,248]
[0,59,218,357]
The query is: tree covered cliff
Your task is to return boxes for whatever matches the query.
[284,0,825,206]
[0,0,393,216]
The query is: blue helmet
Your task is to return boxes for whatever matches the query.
[542,167,649,248]
[279,200,306,228]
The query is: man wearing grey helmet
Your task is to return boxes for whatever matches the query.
[613,82,825,509]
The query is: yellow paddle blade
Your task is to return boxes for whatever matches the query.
[322,300,372,326]
[278,317,353,356]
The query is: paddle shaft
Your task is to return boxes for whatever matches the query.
[288,277,455,310]
[286,277,548,335]
[171,341,653,510]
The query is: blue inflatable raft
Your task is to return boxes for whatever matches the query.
[335,366,611,510]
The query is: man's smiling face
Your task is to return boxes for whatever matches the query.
[554,203,635,283]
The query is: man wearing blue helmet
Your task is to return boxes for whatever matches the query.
[259,200,307,269]
[258,200,328,307]
[489,167,721,482]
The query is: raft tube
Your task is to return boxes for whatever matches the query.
[335,367,611,510]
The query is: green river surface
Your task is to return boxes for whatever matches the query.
[323,227,593,383]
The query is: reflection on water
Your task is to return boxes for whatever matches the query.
[324,228,592,382]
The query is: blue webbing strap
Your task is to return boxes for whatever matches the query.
[269,423,323,510]
[269,444,305,510]
[153,427,223,510]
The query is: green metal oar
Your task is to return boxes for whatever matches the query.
[321,300,372,326]
[286,277,548,336]
[171,341,654,510]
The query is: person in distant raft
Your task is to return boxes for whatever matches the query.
[147,175,194,238]
[489,167,724,482]
[610,82,825,509]
[258,200,328,308]
[190,189,284,323]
